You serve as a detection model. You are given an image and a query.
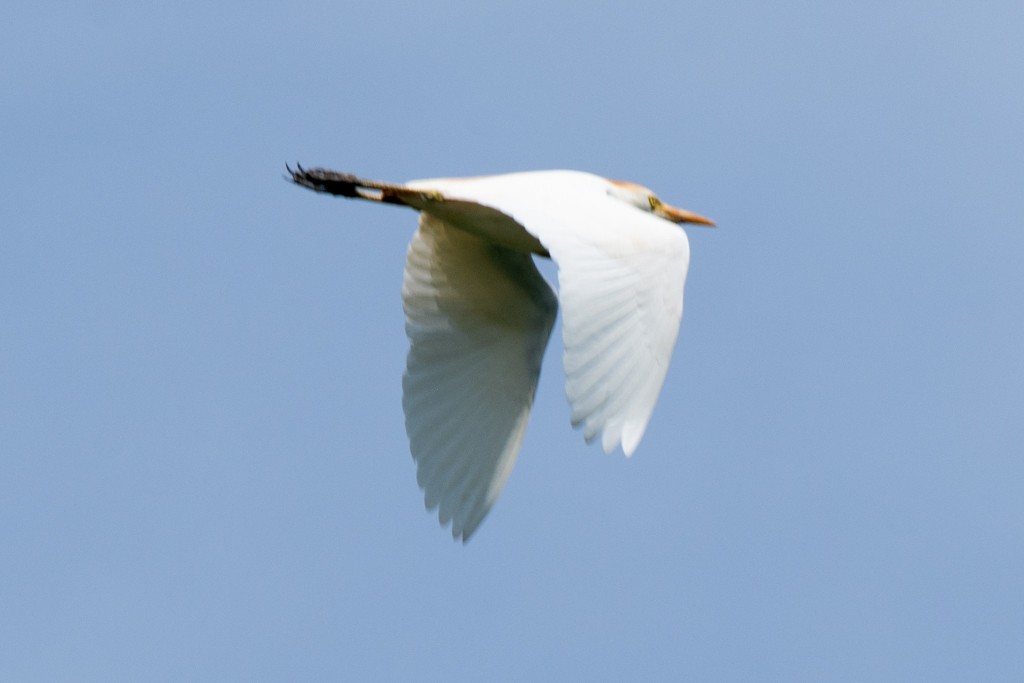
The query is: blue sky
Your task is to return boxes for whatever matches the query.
[3,1,1023,680]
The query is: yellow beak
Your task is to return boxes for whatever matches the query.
[658,204,716,227]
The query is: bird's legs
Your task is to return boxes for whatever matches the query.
[287,164,415,206]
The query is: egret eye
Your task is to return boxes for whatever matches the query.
[648,195,662,211]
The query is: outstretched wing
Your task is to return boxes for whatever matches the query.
[540,213,688,455]
[402,214,557,541]
[410,171,690,457]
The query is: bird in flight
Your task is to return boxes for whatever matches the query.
[288,165,714,540]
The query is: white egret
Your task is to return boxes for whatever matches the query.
[288,166,714,540]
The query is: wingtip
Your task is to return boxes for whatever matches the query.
[620,422,646,457]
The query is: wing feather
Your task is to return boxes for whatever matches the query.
[401,214,557,541]
[554,233,687,455]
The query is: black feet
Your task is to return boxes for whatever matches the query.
[286,163,366,198]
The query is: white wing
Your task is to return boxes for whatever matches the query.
[543,216,688,455]
[412,171,690,456]
[401,214,557,541]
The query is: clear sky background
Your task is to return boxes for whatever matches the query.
[3,1,1023,680]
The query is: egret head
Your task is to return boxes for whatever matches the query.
[607,179,715,227]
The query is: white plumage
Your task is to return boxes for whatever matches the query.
[289,167,714,540]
